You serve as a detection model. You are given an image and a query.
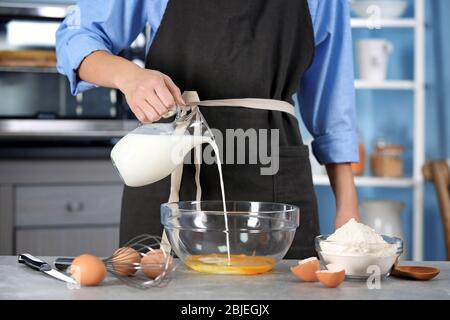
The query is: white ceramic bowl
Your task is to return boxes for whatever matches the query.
[349,0,409,19]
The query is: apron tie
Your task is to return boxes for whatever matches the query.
[167,91,204,204]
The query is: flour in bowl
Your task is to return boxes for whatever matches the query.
[321,219,397,257]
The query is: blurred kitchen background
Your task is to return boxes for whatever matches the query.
[0,0,449,261]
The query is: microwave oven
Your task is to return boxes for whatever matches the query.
[0,1,143,140]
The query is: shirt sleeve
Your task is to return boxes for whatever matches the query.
[55,0,167,95]
[299,0,358,165]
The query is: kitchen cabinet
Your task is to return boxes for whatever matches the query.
[0,160,123,256]
[15,185,122,227]
[15,227,119,257]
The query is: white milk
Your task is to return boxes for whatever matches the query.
[111,134,211,187]
[210,141,230,263]
[111,133,231,263]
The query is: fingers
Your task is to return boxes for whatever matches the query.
[129,92,160,123]
[154,83,175,111]
[132,85,162,122]
[164,75,185,106]
[139,99,160,122]
[134,102,159,123]
[145,90,168,117]
[129,104,146,123]
[124,70,185,123]
[142,78,182,120]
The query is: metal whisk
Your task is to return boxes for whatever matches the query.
[55,234,175,289]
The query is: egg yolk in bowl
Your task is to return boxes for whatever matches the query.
[184,254,276,275]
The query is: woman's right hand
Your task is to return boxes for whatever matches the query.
[118,67,185,123]
[77,51,184,123]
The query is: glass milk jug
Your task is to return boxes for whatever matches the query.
[111,106,213,187]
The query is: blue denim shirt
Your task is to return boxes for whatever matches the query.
[56,0,358,164]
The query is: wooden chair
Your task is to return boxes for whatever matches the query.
[422,160,450,260]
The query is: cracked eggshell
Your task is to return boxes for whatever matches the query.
[316,264,346,288]
[290,257,320,282]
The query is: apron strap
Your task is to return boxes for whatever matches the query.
[182,91,296,116]
[161,91,295,248]
[162,91,204,248]
[197,98,296,117]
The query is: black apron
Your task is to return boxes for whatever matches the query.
[120,0,319,259]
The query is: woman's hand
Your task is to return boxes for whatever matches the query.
[118,68,185,123]
[325,163,361,229]
[78,51,184,123]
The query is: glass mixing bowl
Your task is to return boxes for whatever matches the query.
[315,235,403,280]
[161,201,299,275]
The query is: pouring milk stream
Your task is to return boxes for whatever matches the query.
[110,104,232,263]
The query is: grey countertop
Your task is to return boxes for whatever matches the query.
[0,256,448,300]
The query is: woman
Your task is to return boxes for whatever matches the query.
[56,0,359,259]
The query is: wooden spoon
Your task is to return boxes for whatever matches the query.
[391,264,440,281]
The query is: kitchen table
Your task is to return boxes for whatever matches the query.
[0,257,448,300]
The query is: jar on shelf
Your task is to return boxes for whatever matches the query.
[370,142,405,178]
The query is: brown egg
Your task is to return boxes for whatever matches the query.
[111,247,141,276]
[141,249,173,279]
[70,254,107,286]
[316,264,346,288]
[290,257,320,282]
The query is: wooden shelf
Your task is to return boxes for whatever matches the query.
[349,0,425,261]
[355,80,415,90]
[351,18,417,29]
[313,175,414,188]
